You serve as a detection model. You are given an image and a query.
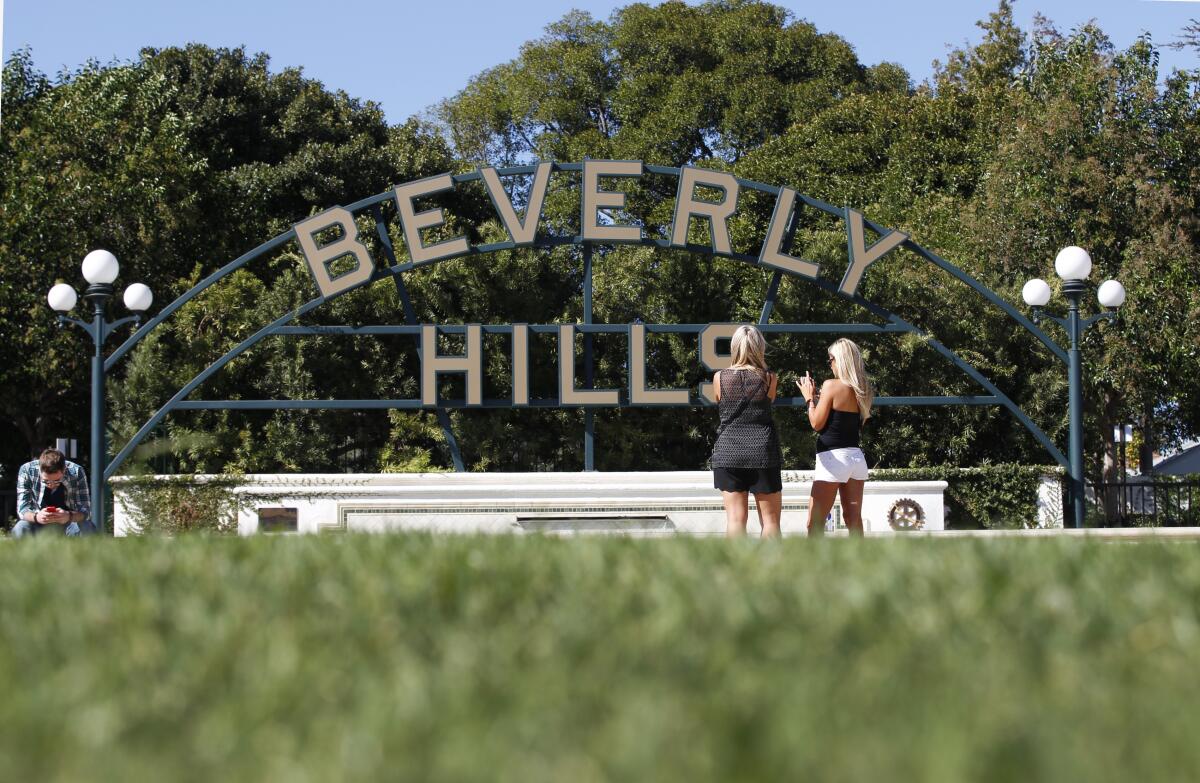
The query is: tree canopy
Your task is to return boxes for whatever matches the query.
[2,1,1197,485]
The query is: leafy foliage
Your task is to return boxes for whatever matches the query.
[2,44,462,479]
[4,2,1199,479]
[871,464,1062,529]
[433,1,1200,475]
[118,474,249,535]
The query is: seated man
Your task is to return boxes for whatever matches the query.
[12,448,91,537]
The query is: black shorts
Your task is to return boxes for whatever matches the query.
[713,466,783,494]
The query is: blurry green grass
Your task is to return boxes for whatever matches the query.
[2,534,1199,782]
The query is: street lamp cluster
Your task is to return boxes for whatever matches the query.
[1022,246,1125,529]
[46,250,152,535]
[1021,246,1126,311]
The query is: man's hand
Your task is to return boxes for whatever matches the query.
[35,509,70,525]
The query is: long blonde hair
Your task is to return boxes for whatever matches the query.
[730,325,768,376]
[828,338,873,421]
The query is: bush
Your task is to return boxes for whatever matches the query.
[871,464,1062,529]
[117,474,250,535]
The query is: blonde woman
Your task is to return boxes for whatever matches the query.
[796,338,873,536]
[711,325,783,537]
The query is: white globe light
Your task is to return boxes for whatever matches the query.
[1022,278,1052,307]
[123,283,153,312]
[47,283,78,312]
[1054,246,1092,281]
[81,249,119,284]
[1097,279,1126,308]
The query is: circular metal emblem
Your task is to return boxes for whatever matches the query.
[888,498,925,531]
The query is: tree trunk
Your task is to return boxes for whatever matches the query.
[1100,390,1121,524]
[1139,399,1155,476]
[14,411,44,462]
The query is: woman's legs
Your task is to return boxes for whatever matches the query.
[753,491,782,538]
[722,491,750,537]
[806,481,841,536]
[838,478,866,537]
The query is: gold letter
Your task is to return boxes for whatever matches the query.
[698,323,739,404]
[421,325,483,406]
[581,160,643,242]
[838,208,908,296]
[393,174,470,264]
[512,324,530,406]
[758,187,819,279]
[558,325,619,405]
[669,167,740,256]
[294,207,375,298]
[480,163,552,245]
[629,324,689,404]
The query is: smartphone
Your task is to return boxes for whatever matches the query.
[43,506,60,513]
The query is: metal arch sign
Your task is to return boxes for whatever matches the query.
[289,160,908,410]
[103,160,1072,476]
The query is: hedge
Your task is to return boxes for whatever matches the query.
[871,464,1063,529]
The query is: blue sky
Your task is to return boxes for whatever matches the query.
[3,0,1199,124]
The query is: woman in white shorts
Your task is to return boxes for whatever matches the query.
[796,338,873,536]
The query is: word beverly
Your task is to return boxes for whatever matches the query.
[293,161,909,301]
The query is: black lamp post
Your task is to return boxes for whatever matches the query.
[47,250,153,535]
[1022,246,1125,529]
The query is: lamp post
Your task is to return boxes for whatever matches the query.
[47,250,153,535]
[1021,246,1125,529]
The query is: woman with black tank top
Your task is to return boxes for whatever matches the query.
[711,325,783,538]
[796,338,873,536]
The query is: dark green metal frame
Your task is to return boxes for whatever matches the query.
[99,162,1072,499]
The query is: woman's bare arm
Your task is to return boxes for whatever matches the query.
[807,379,838,430]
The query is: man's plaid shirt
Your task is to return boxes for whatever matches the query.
[16,459,91,527]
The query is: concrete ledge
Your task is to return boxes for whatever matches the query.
[112,471,949,536]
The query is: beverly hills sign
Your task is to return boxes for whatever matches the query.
[103,159,1070,485]
[292,160,908,408]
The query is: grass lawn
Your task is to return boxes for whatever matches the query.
[1,534,1198,782]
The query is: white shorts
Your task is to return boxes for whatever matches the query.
[813,447,869,483]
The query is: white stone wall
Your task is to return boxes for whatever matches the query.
[113,472,948,537]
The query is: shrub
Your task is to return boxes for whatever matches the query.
[871,464,1062,529]
[118,474,251,535]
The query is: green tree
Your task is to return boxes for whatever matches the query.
[1,45,460,481]
[6,1,1197,484]
[959,19,1200,483]
[1,48,206,480]
[436,0,1200,476]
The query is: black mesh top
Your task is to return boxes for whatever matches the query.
[711,368,781,468]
